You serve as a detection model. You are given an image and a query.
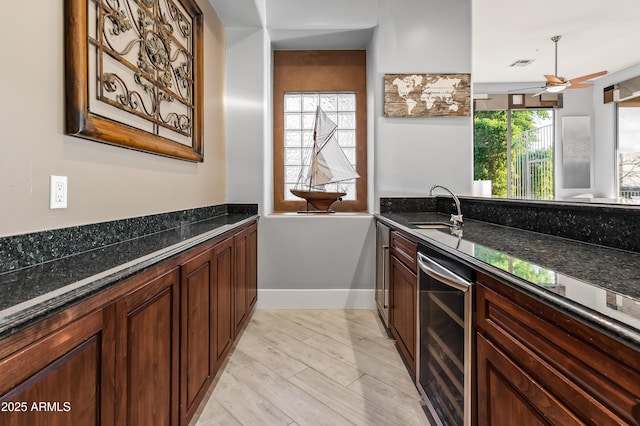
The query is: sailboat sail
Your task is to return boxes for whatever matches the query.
[299,106,360,190]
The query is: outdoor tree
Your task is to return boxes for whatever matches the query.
[619,153,640,197]
[474,109,550,197]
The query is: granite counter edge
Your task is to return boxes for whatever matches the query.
[0,215,259,339]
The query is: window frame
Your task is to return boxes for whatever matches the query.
[273,50,367,212]
[616,100,640,198]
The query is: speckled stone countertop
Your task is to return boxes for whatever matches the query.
[376,212,640,349]
[0,212,258,339]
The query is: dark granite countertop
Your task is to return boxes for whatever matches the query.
[0,213,258,339]
[376,212,640,349]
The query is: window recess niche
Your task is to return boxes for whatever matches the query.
[273,50,368,212]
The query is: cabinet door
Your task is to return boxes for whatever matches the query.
[246,224,258,311]
[0,308,113,426]
[180,249,215,423]
[213,237,234,370]
[477,334,582,426]
[234,222,258,336]
[114,268,180,426]
[477,276,640,425]
[390,253,417,376]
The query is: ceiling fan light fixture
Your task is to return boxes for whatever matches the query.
[546,85,566,93]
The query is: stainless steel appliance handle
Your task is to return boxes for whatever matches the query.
[418,252,472,292]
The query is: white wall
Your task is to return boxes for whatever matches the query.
[0,0,228,237]
[225,28,266,207]
[374,0,473,204]
[256,215,376,308]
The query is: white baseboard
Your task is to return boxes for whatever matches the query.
[256,289,375,309]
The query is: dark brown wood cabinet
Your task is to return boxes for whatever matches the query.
[212,237,234,371]
[389,230,418,377]
[178,223,257,424]
[180,249,215,423]
[0,308,113,426]
[114,268,180,426]
[234,222,257,337]
[476,272,640,426]
[0,220,258,426]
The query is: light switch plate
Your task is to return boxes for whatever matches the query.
[50,175,67,209]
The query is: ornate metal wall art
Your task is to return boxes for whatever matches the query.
[65,0,204,161]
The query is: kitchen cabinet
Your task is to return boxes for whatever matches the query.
[233,222,257,337]
[179,229,253,424]
[0,219,258,426]
[389,230,418,377]
[114,268,180,426]
[0,308,113,426]
[212,237,234,370]
[476,272,640,425]
[179,247,215,424]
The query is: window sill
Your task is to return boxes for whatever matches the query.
[266,212,372,217]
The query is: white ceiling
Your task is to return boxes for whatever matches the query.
[209,0,640,85]
[473,0,640,84]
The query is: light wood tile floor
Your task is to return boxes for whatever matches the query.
[195,309,430,426]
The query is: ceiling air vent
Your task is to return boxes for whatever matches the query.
[509,59,535,67]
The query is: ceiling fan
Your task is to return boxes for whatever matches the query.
[530,35,607,96]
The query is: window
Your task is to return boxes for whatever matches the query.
[273,50,367,212]
[617,104,640,199]
[283,92,357,201]
[474,108,554,199]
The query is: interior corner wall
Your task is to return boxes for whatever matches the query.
[256,0,472,308]
[592,63,640,199]
[0,0,227,237]
[373,0,473,201]
[225,28,267,208]
[256,44,376,307]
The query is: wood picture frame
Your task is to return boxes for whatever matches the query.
[65,0,204,162]
[384,73,471,117]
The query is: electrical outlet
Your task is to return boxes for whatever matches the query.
[50,176,67,209]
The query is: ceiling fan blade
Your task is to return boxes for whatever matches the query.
[544,74,565,84]
[532,89,547,97]
[566,83,592,89]
[569,70,608,84]
[509,86,544,92]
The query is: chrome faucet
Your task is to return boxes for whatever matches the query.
[429,185,463,227]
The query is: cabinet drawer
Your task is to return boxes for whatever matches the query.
[477,273,640,425]
[390,231,417,272]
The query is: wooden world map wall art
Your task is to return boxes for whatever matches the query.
[65,0,204,162]
[384,73,471,118]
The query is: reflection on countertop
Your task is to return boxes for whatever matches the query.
[377,211,640,346]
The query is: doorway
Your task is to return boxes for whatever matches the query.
[474,109,554,199]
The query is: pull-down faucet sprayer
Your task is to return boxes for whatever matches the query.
[429,185,463,227]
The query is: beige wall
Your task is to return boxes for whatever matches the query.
[0,0,227,237]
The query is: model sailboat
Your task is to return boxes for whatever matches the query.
[290,106,360,212]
